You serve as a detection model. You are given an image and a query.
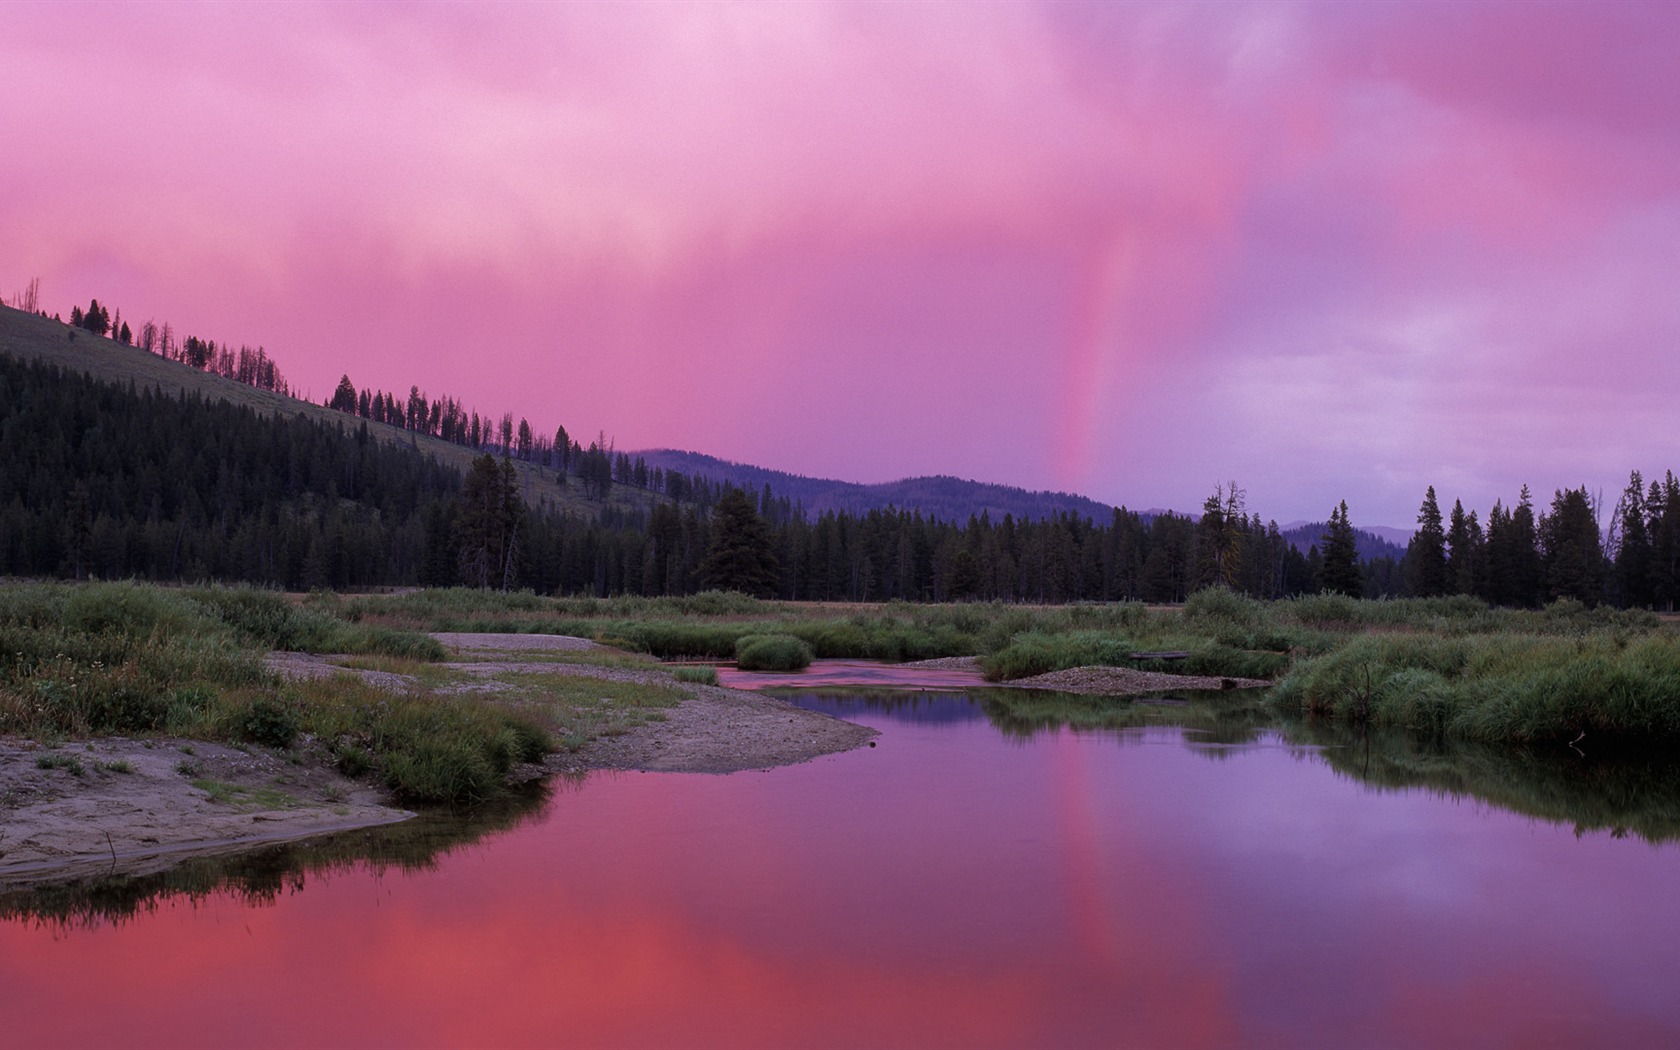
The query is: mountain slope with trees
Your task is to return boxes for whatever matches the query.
[0,302,638,520]
[4,298,1671,609]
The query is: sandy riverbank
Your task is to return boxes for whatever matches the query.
[0,735,411,887]
[427,632,878,775]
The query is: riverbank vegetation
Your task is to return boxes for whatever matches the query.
[0,582,546,802]
[335,584,1680,748]
[6,577,1680,782]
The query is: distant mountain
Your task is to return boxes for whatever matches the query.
[633,449,1123,524]
[1281,521,1409,563]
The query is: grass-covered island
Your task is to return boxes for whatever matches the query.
[4,579,1676,881]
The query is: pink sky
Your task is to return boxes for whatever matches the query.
[5,1,1678,526]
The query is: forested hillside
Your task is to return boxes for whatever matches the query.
[1,347,1314,600]
[0,353,456,586]
[5,299,1672,609]
[0,302,639,519]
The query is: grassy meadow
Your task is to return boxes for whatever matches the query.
[335,584,1680,748]
[5,579,1678,809]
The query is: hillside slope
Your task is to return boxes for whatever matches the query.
[0,304,655,518]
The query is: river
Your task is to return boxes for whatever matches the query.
[2,664,1677,1047]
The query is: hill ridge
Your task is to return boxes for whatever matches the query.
[632,448,1125,524]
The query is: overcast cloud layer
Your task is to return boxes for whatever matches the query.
[5,1,1678,526]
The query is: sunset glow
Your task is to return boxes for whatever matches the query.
[5,1,1677,524]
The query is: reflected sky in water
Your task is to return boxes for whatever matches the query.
[2,689,1678,1047]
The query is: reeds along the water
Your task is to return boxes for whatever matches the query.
[1271,629,1680,744]
[0,581,539,802]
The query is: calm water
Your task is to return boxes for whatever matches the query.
[3,667,1679,1048]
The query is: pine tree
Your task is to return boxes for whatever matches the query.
[1446,499,1484,597]
[1405,486,1448,597]
[698,488,780,596]
[1317,501,1361,597]
[1511,485,1543,607]
[1540,487,1604,605]
[455,454,521,590]
[329,375,358,414]
[1648,473,1680,611]
[1195,482,1245,589]
[1613,471,1653,608]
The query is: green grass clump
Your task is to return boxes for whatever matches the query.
[980,631,1138,681]
[1180,644,1292,680]
[735,634,815,671]
[1182,586,1263,628]
[672,665,720,686]
[35,752,85,775]
[319,624,448,661]
[281,675,552,804]
[193,779,300,810]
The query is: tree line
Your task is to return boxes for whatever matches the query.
[48,290,293,398]
[0,351,1291,600]
[3,290,1669,608]
[1377,476,1680,611]
[320,373,800,514]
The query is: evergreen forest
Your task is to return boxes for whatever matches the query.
[2,295,1676,610]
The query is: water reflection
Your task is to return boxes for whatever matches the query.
[719,658,988,691]
[976,687,1275,745]
[3,679,1679,1046]
[1286,721,1680,844]
[777,689,989,724]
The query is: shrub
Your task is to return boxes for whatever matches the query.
[735,634,814,671]
[1183,587,1262,627]
[980,631,1137,681]
[672,665,720,686]
[1181,644,1290,680]
[241,697,301,749]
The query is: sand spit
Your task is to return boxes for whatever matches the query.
[1007,665,1270,694]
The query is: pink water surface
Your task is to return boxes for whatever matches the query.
[1,694,1676,1047]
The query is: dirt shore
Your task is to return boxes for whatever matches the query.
[0,735,410,887]
[1,633,875,886]
[428,632,878,775]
